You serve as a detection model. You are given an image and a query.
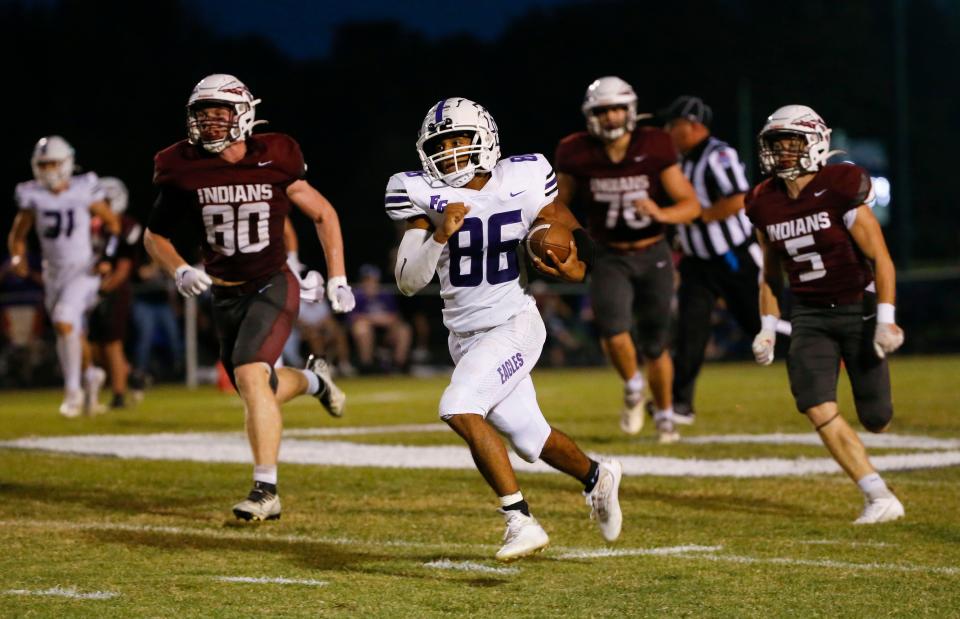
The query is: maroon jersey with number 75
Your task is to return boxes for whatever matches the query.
[147,132,305,282]
[745,163,875,305]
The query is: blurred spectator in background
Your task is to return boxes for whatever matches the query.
[130,256,183,400]
[0,251,47,387]
[530,280,585,367]
[298,297,354,376]
[350,263,411,373]
[88,177,142,409]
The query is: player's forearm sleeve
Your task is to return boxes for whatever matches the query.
[395,228,444,296]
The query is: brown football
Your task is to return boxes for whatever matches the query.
[526,221,573,265]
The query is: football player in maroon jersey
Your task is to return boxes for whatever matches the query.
[746,105,905,524]
[555,76,700,442]
[144,74,355,521]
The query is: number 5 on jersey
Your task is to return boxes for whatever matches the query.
[784,234,826,282]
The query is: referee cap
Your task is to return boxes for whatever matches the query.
[661,95,713,128]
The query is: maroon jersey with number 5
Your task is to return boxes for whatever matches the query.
[554,128,678,244]
[745,163,875,305]
[148,133,306,282]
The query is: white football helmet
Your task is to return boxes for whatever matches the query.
[758,105,842,180]
[416,98,500,188]
[31,135,75,190]
[582,76,643,140]
[186,74,265,153]
[98,177,129,214]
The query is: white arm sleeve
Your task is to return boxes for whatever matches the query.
[395,227,444,296]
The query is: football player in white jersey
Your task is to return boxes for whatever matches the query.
[385,98,623,561]
[7,136,120,417]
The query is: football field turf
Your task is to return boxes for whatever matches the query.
[2,355,958,617]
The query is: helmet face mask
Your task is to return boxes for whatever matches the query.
[186,74,264,153]
[422,130,480,183]
[759,131,810,180]
[757,105,839,180]
[582,76,639,141]
[416,98,500,188]
[31,135,75,190]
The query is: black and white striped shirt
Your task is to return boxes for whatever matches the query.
[676,137,753,260]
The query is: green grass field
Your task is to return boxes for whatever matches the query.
[2,356,959,617]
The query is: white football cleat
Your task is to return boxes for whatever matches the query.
[59,389,84,418]
[232,486,282,521]
[654,411,680,444]
[306,355,346,417]
[495,509,549,562]
[619,393,645,435]
[854,495,905,525]
[585,459,623,542]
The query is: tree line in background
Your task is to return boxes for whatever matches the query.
[1,0,957,273]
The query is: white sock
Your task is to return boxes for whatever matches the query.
[57,331,82,393]
[499,491,523,508]
[857,473,892,500]
[84,366,102,386]
[300,368,321,395]
[625,371,644,395]
[254,465,278,486]
[654,408,674,423]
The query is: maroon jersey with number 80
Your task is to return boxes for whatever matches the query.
[745,163,875,305]
[554,127,678,244]
[148,133,305,282]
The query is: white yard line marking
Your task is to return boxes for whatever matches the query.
[797,539,893,547]
[555,545,959,576]
[556,545,722,559]
[286,391,416,405]
[3,586,119,600]
[0,518,709,559]
[0,519,482,551]
[4,520,956,577]
[683,433,960,450]
[216,576,327,586]
[285,423,447,437]
[688,553,960,576]
[424,560,519,575]
[4,432,959,477]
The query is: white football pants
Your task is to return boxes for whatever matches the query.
[440,303,551,462]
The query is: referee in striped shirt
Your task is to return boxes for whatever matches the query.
[662,96,768,425]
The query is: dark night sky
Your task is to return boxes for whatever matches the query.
[192,0,585,59]
[1,0,957,270]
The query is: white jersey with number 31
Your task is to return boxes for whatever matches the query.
[385,154,559,333]
[14,172,103,278]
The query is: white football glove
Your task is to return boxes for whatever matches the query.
[174,264,212,298]
[327,275,355,313]
[286,251,306,276]
[873,323,904,359]
[752,330,776,366]
[751,315,779,366]
[297,270,326,303]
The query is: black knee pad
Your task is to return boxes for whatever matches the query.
[857,398,893,433]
